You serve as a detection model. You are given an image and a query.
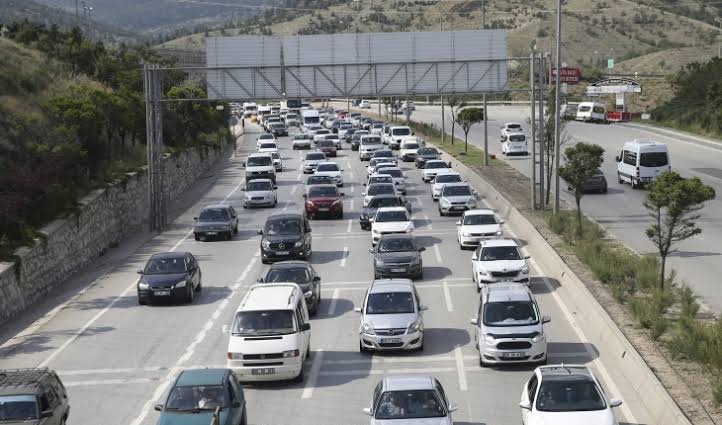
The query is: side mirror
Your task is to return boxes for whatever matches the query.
[340,193,345,197]
[419,305,428,311]
[363,182,367,186]
[257,229,263,235]
[241,161,246,167]
[615,155,621,162]
[470,318,478,325]
[455,220,461,226]
[313,276,321,282]
[418,247,426,252]
[499,220,505,224]
[361,192,366,196]
[40,410,54,418]
[542,315,552,323]
[447,162,452,167]
[354,307,363,313]
[472,254,478,261]
[240,188,246,192]
[301,323,311,331]
[222,324,230,334]
[369,248,375,253]
[519,401,532,410]
[273,186,278,190]
[610,399,623,408]
[448,403,459,412]
[137,269,143,274]
[154,404,164,412]
[302,193,307,198]
[193,216,198,220]
[412,132,415,135]
[256,277,264,283]
[524,255,531,259]
[362,407,372,416]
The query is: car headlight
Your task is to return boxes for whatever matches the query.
[410,256,421,265]
[304,290,313,298]
[294,241,303,248]
[283,349,300,358]
[407,320,422,333]
[468,200,477,207]
[245,193,252,199]
[360,213,369,219]
[521,266,529,274]
[496,230,503,235]
[138,282,149,290]
[483,334,495,344]
[262,239,271,248]
[375,259,385,266]
[372,228,380,234]
[361,322,375,335]
[478,269,490,276]
[440,199,450,206]
[175,280,187,288]
[405,226,414,233]
[531,333,545,343]
[462,232,471,237]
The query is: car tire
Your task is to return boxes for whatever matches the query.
[537,357,548,366]
[479,355,489,368]
[415,271,423,280]
[226,232,233,241]
[233,225,238,235]
[416,341,424,352]
[196,279,202,292]
[439,208,445,217]
[617,173,624,184]
[631,179,639,189]
[194,234,200,241]
[359,341,370,354]
[294,365,305,383]
[187,284,195,304]
[138,298,146,306]
[601,185,608,194]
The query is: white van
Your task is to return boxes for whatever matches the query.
[242,102,257,117]
[223,283,311,382]
[576,102,607,123]
[616,139,670,188]
[301,109,321,130]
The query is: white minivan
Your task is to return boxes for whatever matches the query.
[575,102,607,123]
[616,139,670,188]
[223,283,311,382]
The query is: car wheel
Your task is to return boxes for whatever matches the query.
[294,364,305,383]
[194,234,200,241]
[601,185,608,194]
[233,225,238,235]
[187,284,195,304]
[617,172,623,184]
[631,179,639,189]
[138,298,146,306]
[196,278,202,292]
[479,355,488,368]
[439,208,445,217]
[416,341,424,352]
[537,357,548,366]
[359,341,370,354]
[226,231,233,241]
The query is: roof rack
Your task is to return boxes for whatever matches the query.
[0,368,51,388]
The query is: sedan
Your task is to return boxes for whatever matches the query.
[322,133,342,149]
[371,234,425,279]
[363,183,399,208]
[257,261,322,316]
[303,151,327,174]
[269,122,288,137]
[360,194,412,230]
[376,167,407,195]
[431,172,464,201]
[438,183,477,216]
[471,239,530,289]
[137,252,202,305]
[415,147,441,168]
[314,161,344,186]
[242,179,277,208]
[193,204,238,240]
[304,184,344,219]
[572,168,608,193]
[367,158,397,176]
[306,174,335,188]
[316,140,338,157]
[257,141,279,154]
[456,209,503,248]
[255,133,275,148]
[292,134,313,150]
[422,160,453,182]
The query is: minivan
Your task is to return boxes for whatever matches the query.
[616,139,670,188]
[575,102,607,123]
[258,213,312,263]
[223,283,311,382]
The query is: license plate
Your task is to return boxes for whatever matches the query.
[452,206,465,210]
[502,352,526,358]
[318,208,330,212]
[206,231,217,235]
[251,368,275,375]
[155,290,171,296]
[391,268,406,273]
[382,338,402,343]
[276,251,290,255]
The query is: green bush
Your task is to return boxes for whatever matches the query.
[629,295,670,339]
[679,285,699,319]
[713,378,722,405]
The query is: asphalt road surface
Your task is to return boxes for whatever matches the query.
[375,103,722,313]
[0,124,645,425]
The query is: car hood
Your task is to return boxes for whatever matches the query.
[417,154,439,160]
[475,259,526,272]
[0,421,41,425]
[441,195,474,203]
[527,409,616,425]
[314,170,341,177]
[304,159,324,165]
[246,165,274,172]
[141,273,189,287]
[158,409,229,425]
[401,148,419,153]
[365,312,418,329]
[373,222,413,233]
[246,190,273,197]
[373,418,451,425]
[258,148,278,153]
[483,322,542,336]
[423,168,451,175]
[228,333,299,354]
[375,252,420,263]
[264,235,303,243]
[361,144,384,150]
[308,196,341,203]
[460,224,501,234]
[318,146,337,151]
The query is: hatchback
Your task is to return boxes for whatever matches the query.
[370,234,425,279]
[304,184,344,219]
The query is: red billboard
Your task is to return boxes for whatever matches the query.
[550,67,580,84]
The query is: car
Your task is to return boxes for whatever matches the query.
[154,368,247,425]
[376,167,407,195]
[363,376,457,424]
[257,261,322,316]
[571,168,608,193]
[371,206,414,246]
[356,280,426,353]
[471,239,530,288]
[370,123,385,135]
[371,149,398,164]
[255,133,275,148]
[269,122,289,137]
[383,126,414,150]
[431,172,464,200]
[364,174,395,188]
[303,184,344,219]
[314,161,344,186]
[270,151,283,172]
[302,151,327,174]
[312,129,331,143]
[322,133,342,149]
[456,209,503,248]
[359,135,385,160]
[438,183,477,216]
[137,252,202,305]
[243,153,276,183]
[257,141,279,154]
[194,204,239,240]
[501,132,529,156]
[338,123,354,140]
[359,99,371,108]
[360,194,412,230]
[264,115,282,131]
[370,234,425,279]
[399,138,422,161]
[358,117,373,129]
[258,213,312,264]
[367,158,397,176]
[315,140,337,157]
[292,133,313,150]
[415,147,441,168]
[471,282,550,367]
[342,127,357,142]
[520,365,623,425]
[0,368,70,425]
[242,179,277,208]
[306,174,335,188]
[350,130,369,150]
[422,159,453,183]
[500,122,524,140]
[362,183,399,207]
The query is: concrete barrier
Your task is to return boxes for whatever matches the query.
[436,146,690,425]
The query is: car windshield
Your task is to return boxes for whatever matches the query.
[270,152,280,159]
[375,390,445,419]
[0,395,38,420]
[260,143,277,149]
[509,134,526,142]
[144,257,187,275]
[403,143,420,149]
[316,164,339,172]
[372,124,384,129]
[392,128,411,136]
[324,135,338,140]
[435,174,462,184]
[479,246,521,261]
[368,197,401,208]
[317,141,334,147]
[536,379,606,412]
[316,130,330,135]
[259,134,274,140]
[417,148,438,156]
[366,292,414,314]
[639,152,668,167]
[247,156,272,166]
[507,124,522,130]
[165,384,227,411]
[265,219,302,235]
[369,176,394,185]
[306,153,326,161]
[308,186,339,197]
[353,132,368,139]
[443,186,471,196]
[199,208,230,221]
[294,134,310,140]
[379,169,402,178]
[362,138,382,145]
[308,176,333,185]
[484,301,538,326]
[463,214,497,225]
[368,185,395,196]
[232,310,295,335]
[265,267,310,285]
[426,162,447,169]
[270,123,285,128]
[378,238,415,253]
[578,105,591,112]
[376,210,409,222]
[246,181,273,191]
[375,151,393,157]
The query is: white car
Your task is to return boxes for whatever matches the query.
[359,99,371,108]
[292,134,313,150]
[257,141,279,154]
[471,239,530,289]
[314,161,344,186]
[363,375,457,424]
[456,209,503,248]
[431,172,464,200]
[367,158,397,176]
[365,174,395,187]
[500,122,524,140]
[520,365,623,425]
[270,151,283,172]
[399,138,422,161]
[370,123,385,135]
[313,129,332,143]
[422,159,453,182]
[502,132,529,156]
[322,133,342,149]
[256,133,276,148]
[376,167,407,195]
[383,126,414,150]
[371,206,414,245]
[359,135,385,161]
[302,151,328,174]
[338,124,354,140]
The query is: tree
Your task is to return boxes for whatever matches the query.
[455,107,484,154]
[445,96,465,145]
[644,171,715,289]
[557,143,605,235]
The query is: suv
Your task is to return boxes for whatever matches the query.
[258,213,312,264]
[193,204,239,240]
[471,282,550,366]
[438,183,477,216]
[243,153,276,183]
[303,184,344,219]
[471,239,530,288]
[0,368,70,424]
[355,279,427,352]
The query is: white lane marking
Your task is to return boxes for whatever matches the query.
[347,219,353,233]
[340,247,350,267]
[350,199,355,211]
[282,201,291,212]
[222,178,246,203]
[296,173,302,181]
[301,349,324,399]
[423,214,433,229]
[65,378,155,387]
[321,283,472,292]
[130,251,260,425]
[442,281,454,312]
[327,289,340,316]
[454,345,468,391]
[433,243,442,263]
[290,186,298,194]
[319,367,456,377]
[59,367,164,376]
[350,185,355,194]
[324,355,458,365]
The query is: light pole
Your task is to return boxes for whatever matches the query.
[715,17,722,58]
[481,0,489,166]
[553,0,565,213]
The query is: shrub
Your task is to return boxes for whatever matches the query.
[713,378,722,405]
[679,285,699,319]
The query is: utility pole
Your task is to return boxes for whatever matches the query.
[75,0,79,27]
[553,0,564,213]
[440,13,445,144]
[715,17,722,58]
[481,0,489,166]
[530,49,537,209]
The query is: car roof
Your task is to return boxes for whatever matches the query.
[239,283,301,311]
[484,282,532,302]
[433,171,461,179]
[202,204,231,210]
[378,233,414,242]
[383,375,434,391]
[176,368,228,387]
[504,122,523,127]
[248,152,272,158]
[269,260,311,269]
[464,208,494,216]
[266,213,303,221]
[480,238,519,248]
[247,179,273,185]
[0,369,57,395]
[368,183,396,188]
[538,365,595,381]
[376,206,408,213]
[370,278,414,294]
[316,161,338,167]
[426,159,446,164]
[379,167,402,172]
[441,182,470,188]
[150,251,188,259]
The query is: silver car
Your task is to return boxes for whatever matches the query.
[363,375,457,425]
[303,151,327,174]
[438,183,477,216]
[471,282,550,366]
[376,167,407,195]
[356,278,426,352]
[242,179,277,208]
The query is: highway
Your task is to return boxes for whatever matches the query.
[377,103,722,312]
[0,123,645,425]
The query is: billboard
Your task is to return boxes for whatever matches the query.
[550,67,580,84]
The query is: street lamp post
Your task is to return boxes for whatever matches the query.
[481,0,489,166]
[553,0,564,213]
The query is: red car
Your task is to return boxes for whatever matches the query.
[303,184,344,219]
[316,140,337,157]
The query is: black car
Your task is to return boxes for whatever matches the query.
[193,204,239,241]
[351,131,369,150]
[569,168,608,193]
[257,261,322,315]
[0,368,70,425]
[137,252,202,305]
[269,122,288,136]
[370,234,425,279]
[415,147,441,168]
[258,213,312,264]
[360,194,412,230]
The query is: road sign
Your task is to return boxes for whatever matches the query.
[607,58,614,69]
[585,78,641,95]
[550,67,580,84]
